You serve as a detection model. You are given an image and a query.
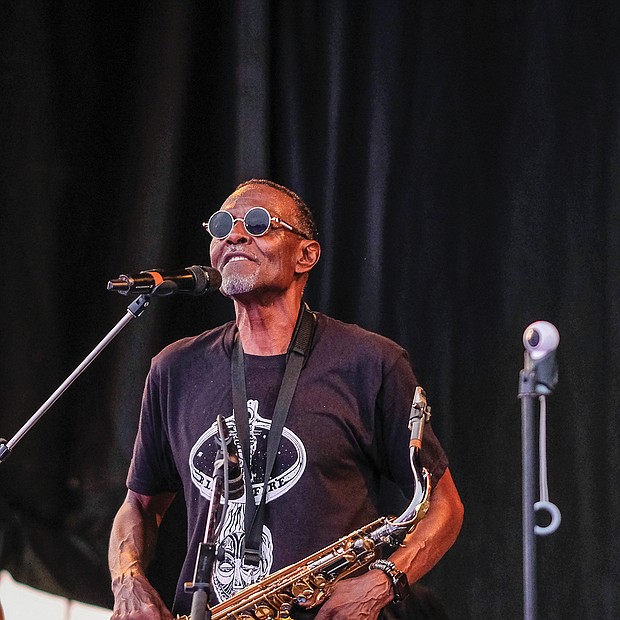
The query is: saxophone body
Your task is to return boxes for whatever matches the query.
[178,387,432,620]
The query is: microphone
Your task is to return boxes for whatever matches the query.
[107,265,221,296]
[523,321,560,360]
[522,321,560,394]
[215,415,245,500]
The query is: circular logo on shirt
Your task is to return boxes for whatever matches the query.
[189,400,306,504]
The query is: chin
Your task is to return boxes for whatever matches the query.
[220,273,259,296]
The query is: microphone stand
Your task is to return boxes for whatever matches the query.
[0,295,151,463]
[517,350,559,620]
[184,415,232,620]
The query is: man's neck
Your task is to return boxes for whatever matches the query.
[233,293,303,356]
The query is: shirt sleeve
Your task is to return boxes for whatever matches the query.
[126,361,181,495]
[376,348,449,494]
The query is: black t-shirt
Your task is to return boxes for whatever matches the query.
[127,313,448,615]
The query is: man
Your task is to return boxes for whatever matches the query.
[109,179,463,619]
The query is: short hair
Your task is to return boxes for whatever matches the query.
[234,178,318,241]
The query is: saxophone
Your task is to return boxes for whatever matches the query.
[177,387,433,620]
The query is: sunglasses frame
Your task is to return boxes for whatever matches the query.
[203,206,310,240]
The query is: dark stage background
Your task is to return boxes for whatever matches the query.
[1,1,619,618]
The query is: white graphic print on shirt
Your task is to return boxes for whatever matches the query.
[188,399,307,601]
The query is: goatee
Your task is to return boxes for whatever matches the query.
[220,272,259,296]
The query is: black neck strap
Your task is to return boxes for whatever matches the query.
[231,303,316,566]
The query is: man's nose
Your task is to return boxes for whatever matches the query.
[226,219,249,244]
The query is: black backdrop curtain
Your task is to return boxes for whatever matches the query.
[1,1,619,618]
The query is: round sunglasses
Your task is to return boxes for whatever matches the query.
[203,206,310,240]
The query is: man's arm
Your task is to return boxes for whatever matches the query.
[315,467,464,620]
[109,489,177,620]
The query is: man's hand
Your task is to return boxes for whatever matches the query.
[313,569,393,620]
[111,573,173,620]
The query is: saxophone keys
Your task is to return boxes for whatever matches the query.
[313,574,327,588]
[253,604,276,619]
[291,582,314,600]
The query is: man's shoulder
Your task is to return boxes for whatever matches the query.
[315,313,407,358]
[152,320,236,367]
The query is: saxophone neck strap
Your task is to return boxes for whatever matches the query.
[231,302,316,566]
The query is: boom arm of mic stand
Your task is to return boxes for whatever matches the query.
[0,294,151,463]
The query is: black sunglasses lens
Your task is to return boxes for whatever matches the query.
[208,211,233,238]
[244,207,270,236]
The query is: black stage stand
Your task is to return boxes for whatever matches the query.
[0,294,150,463]
[518,321,561,620]
[1,265,220,463]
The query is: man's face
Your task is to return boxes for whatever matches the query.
[209,184,307,299]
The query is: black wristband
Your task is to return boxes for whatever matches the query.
[369,559,410,603]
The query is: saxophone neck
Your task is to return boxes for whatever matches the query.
[385,386,434,535]
[409,386,431,450]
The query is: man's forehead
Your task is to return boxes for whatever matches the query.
[221,184,295,214]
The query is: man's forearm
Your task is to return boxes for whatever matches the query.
[109,497,158,584]
[388,467,463,585]
[109,491,176,619]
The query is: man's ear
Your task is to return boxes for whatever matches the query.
[295,240,321,275]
